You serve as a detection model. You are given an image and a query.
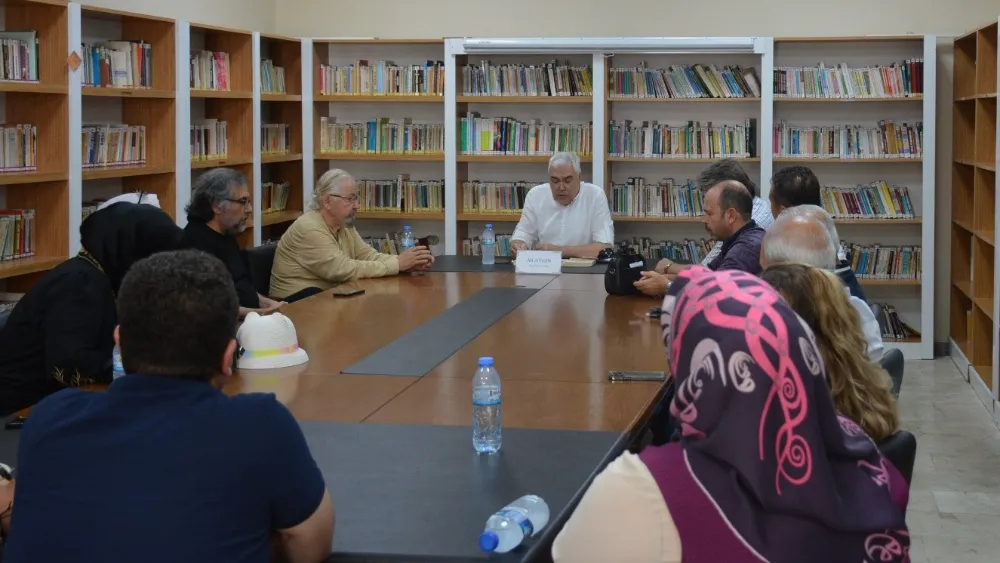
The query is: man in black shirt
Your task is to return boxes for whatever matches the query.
[181,168,284,317]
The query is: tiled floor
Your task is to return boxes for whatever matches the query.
[902,358,1000,563]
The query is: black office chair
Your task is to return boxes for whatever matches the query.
[880,348,904,398]
[877,430,917,485]
[243,244,277,297]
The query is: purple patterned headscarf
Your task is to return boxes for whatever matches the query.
[660,266,909,562]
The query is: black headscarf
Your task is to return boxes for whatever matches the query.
[79,202,183,293]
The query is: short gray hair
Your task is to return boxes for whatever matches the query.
[764,206,839,270]
[779,204,841,247]
[548,152,581,175]
[186,167,247,223]
[311,168,355,210]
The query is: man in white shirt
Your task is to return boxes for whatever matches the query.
[509,152,614,258]
[760,205,885,362]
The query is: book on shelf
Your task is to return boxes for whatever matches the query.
[0,31,38,83]
[608,119,757,159]
[0,209,36,261]
[609,62,760,99]
[320,60,444,96]
[462,180,533,214]
[459,114,593,156]
[318,117,444,155]
[358,176,444,213]
[190,50,230,91]
[261,123,291,154]
[821,183,915,220]
[620,237,715,262]
[610,177,705,218]
[872,303,917,341]
[463,233,513,257]
[774,60,923,99]
[260,59,286,94]
[262,181,291,213]
[843,243,921,280]
[191,119,228,160]
[773,121,922,159]
[462,60,592,97]
[82,41,152,88]
[82,124,147,169]
[0,124,36,173]
[363,232,438,255]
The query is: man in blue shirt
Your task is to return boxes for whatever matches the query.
[4,250,334,563]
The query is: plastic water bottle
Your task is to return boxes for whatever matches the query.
[400,226,415,252]
[481,224,496,265]
[472,356,501,453]
[479,495,550,553]
[112,345,125,379]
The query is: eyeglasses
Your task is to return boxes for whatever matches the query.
[226,197,252,208]
[330,194,359,204]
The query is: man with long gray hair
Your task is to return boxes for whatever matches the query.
[509,152,614,258]
[269,168,433,301]
[181,167,285,316]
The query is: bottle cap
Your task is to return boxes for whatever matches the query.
[478,357,494,367]
[479,530,500,552]
[485,223,492,228]
[403,225,411,231]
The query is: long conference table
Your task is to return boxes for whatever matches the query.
[0,256,672,562]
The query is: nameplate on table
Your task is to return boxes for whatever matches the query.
[514,250,562,274]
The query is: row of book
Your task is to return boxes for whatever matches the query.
[190,50,231,91]
[0,124,37,173]
[82,41,152,89]
[319,61,445,96]
[0,209,36,261]
[459,114,594,156]
[873,304,915,341]
[0,31,39,82]
[261,123,291,154]
[462,181,532,214]
[357,177,445,213]
[773,120,922,159]
[844,243,921,279]
[461,60,593,97]
[608,119,757,159]
[191,119,228,160]
[82,124,146,169]
[260,60,286,94]
[622,237,715,263]
[608,63,761,99]
[361,233,436,256]
[610,178,705,218]
[462,233,516,258]
[822,183,915,220]
[774,60,924,99]
[317,117,444,155]
[262,181,292,214]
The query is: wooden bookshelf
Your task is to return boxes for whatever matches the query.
[79,6,177,219]
[952,20,1000,409]
[0,0,70,286]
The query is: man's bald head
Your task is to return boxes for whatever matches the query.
[761,212,838,271]
[707,180,753,222]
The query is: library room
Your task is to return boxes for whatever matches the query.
[0,0,999,562]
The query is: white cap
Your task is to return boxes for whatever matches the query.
[236,312,309,370]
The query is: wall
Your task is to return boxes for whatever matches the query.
[83,0,275,33]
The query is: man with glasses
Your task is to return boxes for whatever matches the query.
[181,168,286,316]
[269,169,433,302]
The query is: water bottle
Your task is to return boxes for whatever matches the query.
[112,345,125,379]
[400,226,415,252]
[472,356,501,453]
[481,224,496,265]
[479,495,550,553]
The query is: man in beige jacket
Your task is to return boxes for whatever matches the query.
[269,169,433,301]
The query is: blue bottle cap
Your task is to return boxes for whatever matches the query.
[478,357,494,367]
[403,225,411,231]
[485,223,492,228]
[479,530,500,552]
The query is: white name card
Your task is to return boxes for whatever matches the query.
[515,250,563,274]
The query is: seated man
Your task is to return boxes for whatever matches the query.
[181,167,284,317]
[3,250,334,563]
[635,180,765,296]
[760,205,885,362]
[509,152,613,258]
[270,168,433,301]
[769,165,867,301]
[695,158,775,267]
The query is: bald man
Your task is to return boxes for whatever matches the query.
[635,180,766,297]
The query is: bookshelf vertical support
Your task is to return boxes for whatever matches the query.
[591,53,606,190]
[175,21,192,226]
[252,32,263,247]
[67,2,82,255]
[758,37,774,203]
[994,19,1000,399]
[921,35,938,361]
[443,39,459,255]
[301,39,314,218]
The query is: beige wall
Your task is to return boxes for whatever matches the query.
[83,0,275,33]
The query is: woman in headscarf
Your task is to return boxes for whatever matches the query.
[0,203,183,416]
[553,266,910,563]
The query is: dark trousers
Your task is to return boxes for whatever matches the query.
[282,287,323,303]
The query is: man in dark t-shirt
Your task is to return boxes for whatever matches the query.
[3,250,334,563]
[181,168,285,317]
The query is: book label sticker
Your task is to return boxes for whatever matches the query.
[515,250,562,275]
[68,51,82,72]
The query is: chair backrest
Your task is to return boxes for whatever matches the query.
[243,244,277,297]
[880,348,904,397]
[877,430,917,485]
